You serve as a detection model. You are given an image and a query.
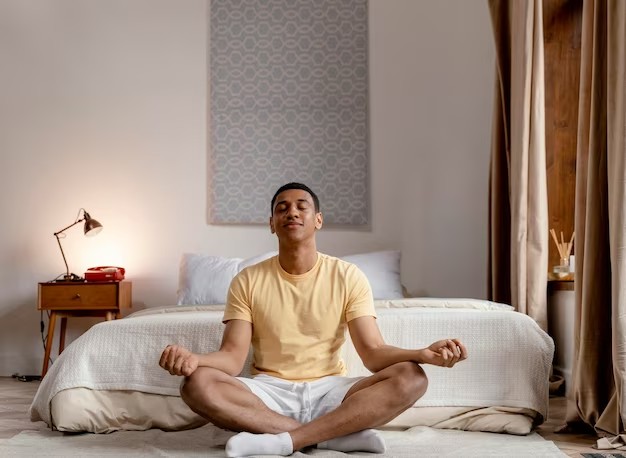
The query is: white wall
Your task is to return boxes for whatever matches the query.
[0,0,494,376]
[369,1,495,297]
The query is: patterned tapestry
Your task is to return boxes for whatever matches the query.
[209,0,369,225]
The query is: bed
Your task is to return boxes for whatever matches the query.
[29,251,554,436]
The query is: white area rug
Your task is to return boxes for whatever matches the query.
[0,425,565,457]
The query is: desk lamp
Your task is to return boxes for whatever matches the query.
[54,208,103,281]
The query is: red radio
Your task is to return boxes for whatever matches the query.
[85,266,125,282]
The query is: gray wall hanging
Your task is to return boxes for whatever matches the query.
[209,0,369,225]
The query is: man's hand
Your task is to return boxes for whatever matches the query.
[159,345,199,376]
[420,339,468,368]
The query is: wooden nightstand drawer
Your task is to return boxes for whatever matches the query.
[38,282,126,311]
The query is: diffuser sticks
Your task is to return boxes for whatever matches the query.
[550,228,574,264]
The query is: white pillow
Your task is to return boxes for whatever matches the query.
[177,250,403,305]
[239,251,278,270]
[177,252,277,305]
[177,253,240,305]
[341,250,403,300]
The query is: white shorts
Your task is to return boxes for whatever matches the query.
[237,374,364,424]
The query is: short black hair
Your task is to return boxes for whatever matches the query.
[271,182,320,215]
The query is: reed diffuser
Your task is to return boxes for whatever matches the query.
[550,228,574,273]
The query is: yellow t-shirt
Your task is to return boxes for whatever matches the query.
[223,252,376,381]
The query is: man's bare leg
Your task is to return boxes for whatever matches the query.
[180,367,301,434]
[225,362,428,456]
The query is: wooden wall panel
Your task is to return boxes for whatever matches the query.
[543,0,582,270]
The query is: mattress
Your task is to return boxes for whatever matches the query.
[29,299,554,435]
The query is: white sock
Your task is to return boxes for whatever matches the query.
[318,429,386,453]
[225,431,293,457]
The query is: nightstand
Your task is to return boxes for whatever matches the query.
[547,278,574,391]
[38,281,132,378]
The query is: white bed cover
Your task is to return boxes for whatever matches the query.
[30,299,554,427]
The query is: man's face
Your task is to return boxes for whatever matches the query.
[269,189,323,242]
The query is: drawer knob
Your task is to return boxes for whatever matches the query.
[73,294,81,299]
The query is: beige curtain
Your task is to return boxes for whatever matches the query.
[487,0,549,330]
[564,0,626,448]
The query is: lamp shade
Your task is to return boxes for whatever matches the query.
[83,211,103,236]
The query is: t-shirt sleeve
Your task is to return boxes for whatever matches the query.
[344,264,376,322]
[223,270,253,323]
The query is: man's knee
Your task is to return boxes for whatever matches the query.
[180,367,222,405]
[389,361,428,403]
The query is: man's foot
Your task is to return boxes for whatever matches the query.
[225,431,293,457]
[318,429,386,453]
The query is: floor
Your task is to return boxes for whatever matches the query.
[535,396,602,456]
[0,376,602,456]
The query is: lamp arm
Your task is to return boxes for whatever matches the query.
[53,218,85,237]
[53,212,86,280]
[55,233,71,279]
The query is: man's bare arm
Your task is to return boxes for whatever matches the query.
[348,315,468,373]
[159,319,252,377]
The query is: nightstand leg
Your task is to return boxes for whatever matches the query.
[42,312,57,378]
[105,311,114,321]
[59,317,67,354]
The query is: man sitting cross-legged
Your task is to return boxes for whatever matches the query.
[160,182,468,457]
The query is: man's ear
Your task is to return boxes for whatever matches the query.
[315,212,323,230]
[269,216,275,234]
